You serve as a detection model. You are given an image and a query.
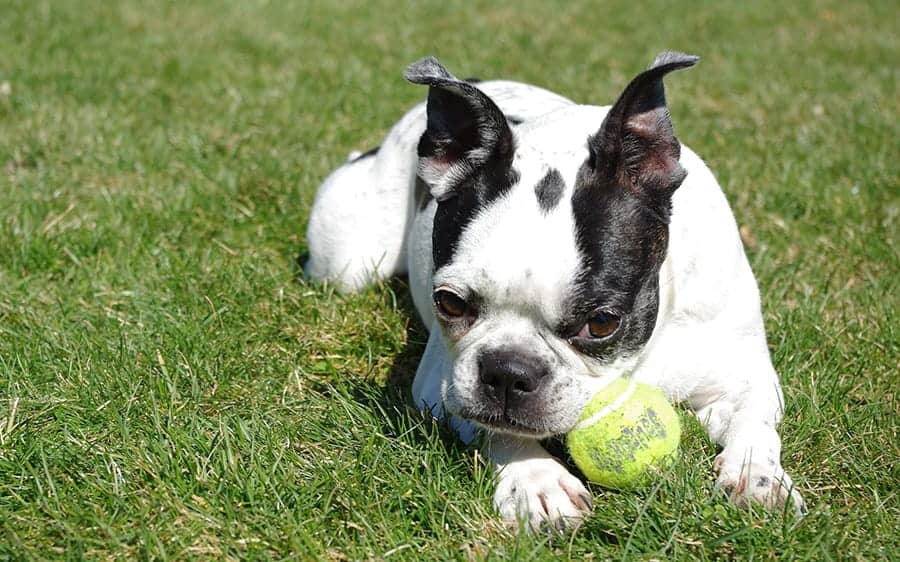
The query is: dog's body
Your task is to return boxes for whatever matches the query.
[305,53,805,531]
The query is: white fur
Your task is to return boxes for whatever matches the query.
[305,79,806,530]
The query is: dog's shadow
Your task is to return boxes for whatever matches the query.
[349,276,465,446]
[293,253,464,449]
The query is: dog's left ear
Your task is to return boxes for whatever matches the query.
[586,51,699,197]
[405,57,514,201]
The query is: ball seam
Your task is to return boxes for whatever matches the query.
[573,379,638,430]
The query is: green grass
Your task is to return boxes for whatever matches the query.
[0,0,897,559]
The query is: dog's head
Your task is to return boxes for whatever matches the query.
[406,53,697,438]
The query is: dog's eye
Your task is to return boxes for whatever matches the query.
[580,312,621,339]
[434,290,468,319]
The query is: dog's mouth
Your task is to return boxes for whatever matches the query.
[458,409,556,439]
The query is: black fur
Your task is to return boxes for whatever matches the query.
[587,52,697,203]
[564,52,698,360]
[564,183,664,360]
[534,168,565,213]
[405,57,514,190]
[405,57,519,270]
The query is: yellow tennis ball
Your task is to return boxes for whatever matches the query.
[567,379,680,490]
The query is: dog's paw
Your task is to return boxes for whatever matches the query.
[493,457,592,534]
[713,451,807,515]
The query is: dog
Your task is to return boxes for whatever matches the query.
[304,52,806,532]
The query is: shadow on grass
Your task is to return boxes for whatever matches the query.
[291,252,468,450]
[351,276,471,451]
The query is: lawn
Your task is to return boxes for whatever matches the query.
[0,0,897,559]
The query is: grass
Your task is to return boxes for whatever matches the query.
[0,0,896,559]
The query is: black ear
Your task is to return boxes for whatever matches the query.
[587,51,699,196]
[404,57,514,200]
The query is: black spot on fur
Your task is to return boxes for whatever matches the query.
[506,115,525,126]
[756,476,771,487]
[534,168,565,212]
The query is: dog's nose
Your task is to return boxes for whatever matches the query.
[478,349,548,403]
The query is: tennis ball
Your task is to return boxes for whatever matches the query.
[567,379,680,490]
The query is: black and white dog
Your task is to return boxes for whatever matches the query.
[305,52,805,531]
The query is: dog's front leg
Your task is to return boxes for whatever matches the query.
[486,433,592,533]
[411,327,478,443]
[690,358,807,515]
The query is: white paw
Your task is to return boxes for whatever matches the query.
[493,457,592,534]
[714,451,807,515]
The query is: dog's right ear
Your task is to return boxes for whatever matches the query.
[405,57,514,201]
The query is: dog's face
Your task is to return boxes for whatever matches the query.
[405,54,697,437]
